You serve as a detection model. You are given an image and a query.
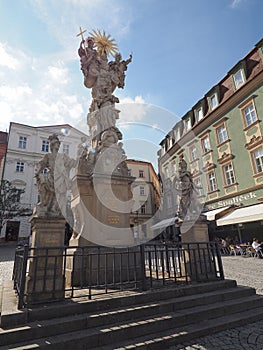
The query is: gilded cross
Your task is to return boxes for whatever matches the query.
[76,26,88,56]
[76,26,87,41]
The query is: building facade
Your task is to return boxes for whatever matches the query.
[0,131,8,180]
[126,159,161,242]
[158,38,263,241]
[1,122,88,242]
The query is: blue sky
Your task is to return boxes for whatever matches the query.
[0,0,262,166]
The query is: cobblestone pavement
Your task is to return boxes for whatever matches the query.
[1,247,263,349]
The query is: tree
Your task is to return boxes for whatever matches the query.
[0,180,26,233]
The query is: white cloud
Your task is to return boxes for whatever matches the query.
[0,43,20,70]
[230,0,243,8]
[47,62,69,84]
[29,0,134,55]
[117,96,150,124]
[0,1,136,134]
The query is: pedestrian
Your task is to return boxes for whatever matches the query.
[252,238,263,258]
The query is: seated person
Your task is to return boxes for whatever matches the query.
[252,238,263,258]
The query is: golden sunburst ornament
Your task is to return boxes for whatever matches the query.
[89,29,118,59]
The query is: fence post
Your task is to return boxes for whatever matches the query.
[215,242,225,280]
[140,245,147,291]
[18,245,29,309]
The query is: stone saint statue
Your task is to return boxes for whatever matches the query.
[173,156,194,219]
[76,28,132,176]
[34,133,75,217]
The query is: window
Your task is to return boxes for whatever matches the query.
[185,118,191,131]
[164,166,169,177]
[216,124,228,144]
[141,204,146,214]
[223,163,235,186]
[207,171,217,192]
[194,177,203,196]
[41,168,48,174]
[140,186,145,196]
[18,136,27,149]
[63,144,69,154]
[210,94,218,110]
[243,103,257,127]
[127,169,131,176]
[233,69,245,89]
[189,145,197,161]
[253,148,263,173]
[16,161,24,172]
[201,136,211,153]
[42,140,49,152]
[196,107,203,122]
[139,170,144,178]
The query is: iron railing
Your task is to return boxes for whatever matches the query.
[12,241,224,309]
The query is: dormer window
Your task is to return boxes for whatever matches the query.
[233,69,245,89]
[185,118,191,131]
[196,107,203,122]
[210,93,218,110]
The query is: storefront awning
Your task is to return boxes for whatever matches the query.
[216,203,263,226]
[203,207,231,221]
[151,216,178,230]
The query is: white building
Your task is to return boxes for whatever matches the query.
[1,122,88,243]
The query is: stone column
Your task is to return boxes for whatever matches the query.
[25,217,66,304]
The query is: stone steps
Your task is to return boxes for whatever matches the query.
[1,280,263,349]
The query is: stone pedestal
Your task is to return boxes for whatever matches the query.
[181,217,216,282]
[66,172,141,286]
[26,217,66,303]
[70,172,134,246]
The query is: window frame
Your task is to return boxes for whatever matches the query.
[223,162,236,186]
[233,69,245,89]
[196,107,203,122]
[63,143,70,154]
[139,186,145,196]
[252,147,263,174]
[193,177,203,196]
[240,100,258,129]
[201,135,211,154]
[41,140,49,152]
[141,204,146,214]
[139,170,144,178]
[210,93,218,110]
[207,171,217,192]
[16,161,25,173]
[189,144,198,161]
[18,136,27,149]
[216,123,228,145]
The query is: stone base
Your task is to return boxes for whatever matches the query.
[65,246,142,287]
[181,218,216,282]
[25,217,66,304]
[70,173,134,247]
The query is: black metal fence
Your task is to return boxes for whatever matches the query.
[13,241,224,309]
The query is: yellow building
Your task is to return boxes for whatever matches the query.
[126,159,161,242]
